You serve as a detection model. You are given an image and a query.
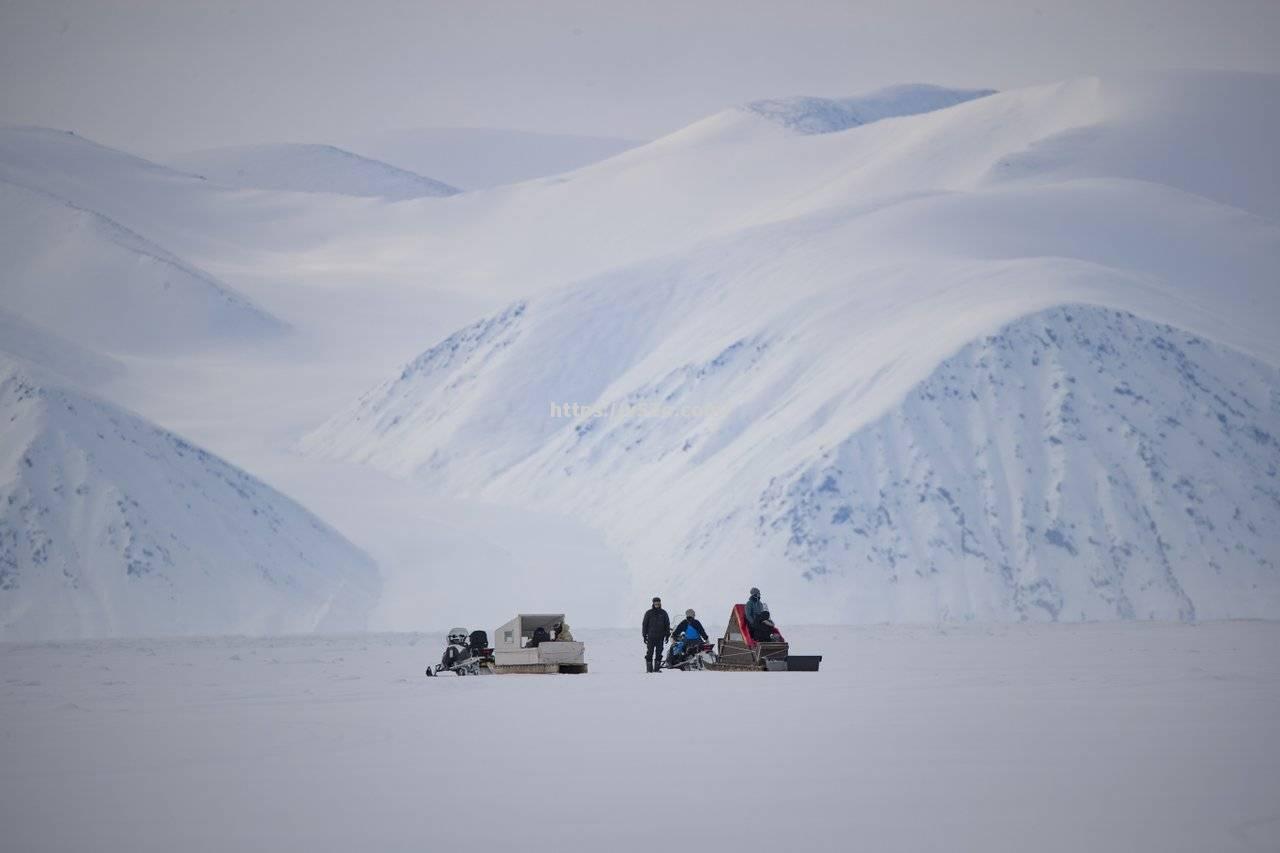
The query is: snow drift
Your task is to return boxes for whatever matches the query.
[0,357,380,640]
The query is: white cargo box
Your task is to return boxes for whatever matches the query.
[492,613,587,674]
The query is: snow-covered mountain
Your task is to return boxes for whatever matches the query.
[304,71,1280,624]
[3,72,1277,631]
[0,357,380,640]
[167,143,459,200]
[755,306,1280,622]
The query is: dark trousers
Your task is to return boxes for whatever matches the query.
[645,639,664,671]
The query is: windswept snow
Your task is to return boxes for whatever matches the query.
[745,83,996,133]
[167,143,459,200]
[0,358,379,640]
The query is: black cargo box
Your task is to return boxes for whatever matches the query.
[785,655,822,671]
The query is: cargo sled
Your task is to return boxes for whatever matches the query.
[707,604,822,672]
[491,613,587,674]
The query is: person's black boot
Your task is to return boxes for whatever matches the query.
[645,658,653,673]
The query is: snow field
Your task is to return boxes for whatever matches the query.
[2,620,1277,853]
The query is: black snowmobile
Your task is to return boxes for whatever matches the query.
[426,628,493,676]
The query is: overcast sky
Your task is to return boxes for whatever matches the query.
[2,0,1279,155]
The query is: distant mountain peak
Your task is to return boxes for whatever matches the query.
[744,84,996,134]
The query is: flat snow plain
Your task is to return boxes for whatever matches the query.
[3,621,1278,853]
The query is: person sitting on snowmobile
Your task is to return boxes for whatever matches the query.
[745,589,781,642]
[553,620,574,642]
[751,609,782,642]
[667,620,707,667]
[745,588,766,630]
[671,609,707,644]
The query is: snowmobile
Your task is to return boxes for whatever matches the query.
[425,627,494,676]
[664,624,717,671]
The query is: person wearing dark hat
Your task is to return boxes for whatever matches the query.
[671,608,708,644]
[641,596,671,673]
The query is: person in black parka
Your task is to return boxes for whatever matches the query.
[641,597,670,673]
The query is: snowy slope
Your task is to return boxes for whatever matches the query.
[0,125,376,267]
[167,143,459,200]
[0,126,210,209]
[343,126,640,189]
[0,357,380,640]
[751,306,1280,622]
[306,73,1279,310]
[0,309,123,388]
[305,71,1280,624]
[0,180,284,355]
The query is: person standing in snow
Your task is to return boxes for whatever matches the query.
[671,609,708,643]
[642,597,671,673]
